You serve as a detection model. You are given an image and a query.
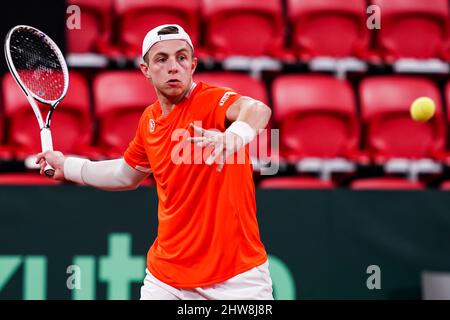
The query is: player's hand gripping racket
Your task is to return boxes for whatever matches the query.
[4,25,69,177]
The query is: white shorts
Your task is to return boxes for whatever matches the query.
[140,260,274,300]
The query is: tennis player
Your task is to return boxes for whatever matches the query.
[36,24,273,300]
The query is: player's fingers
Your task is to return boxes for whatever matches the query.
[187,136,218,148]
[39,161,47,175]
[198,138,217,148]
[201,138,220,149]
[209,134,224,144]
[35,152,46,164]
[218,144,242,172]
[196,142,207,148]
[186,137,214,148]
[216,145,229,171]
[205,143,224,166]
[186,137,206,143]
[217,148,234,172]
[190,123,207,136]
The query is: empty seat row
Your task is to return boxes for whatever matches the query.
[66,0,450,62]
[272,74,447,165]
[1,71,450,167]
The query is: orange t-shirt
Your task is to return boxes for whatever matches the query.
[124,82,268,288]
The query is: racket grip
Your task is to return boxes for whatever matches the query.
[41,128,55,177]
[41,128,53,152]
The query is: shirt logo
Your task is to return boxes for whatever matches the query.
[149,119,156,133]
[219,91,237,107]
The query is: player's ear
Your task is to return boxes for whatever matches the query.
[191,57,197,76]
[139,62,151,80]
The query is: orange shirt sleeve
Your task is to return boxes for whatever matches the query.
[124,111,152,173]
[213,87,242,131]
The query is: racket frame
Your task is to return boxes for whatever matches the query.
[4,25,69,176]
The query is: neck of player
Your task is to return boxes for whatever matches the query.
[158,80,194,116]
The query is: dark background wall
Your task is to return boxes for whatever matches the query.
[0,0,67,75]
[1,187,450,300]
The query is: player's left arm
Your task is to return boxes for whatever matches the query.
[224,96,272,132]
[189,96,271,172]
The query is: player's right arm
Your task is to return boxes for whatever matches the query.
[36,108,152,190]
[35,151,150,191]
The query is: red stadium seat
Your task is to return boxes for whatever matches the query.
[114,0,201,58]
[287,0,371,60]
[350,178,425,190]
[194,72,268,104]
[0,107,13,160]
[371,0,450,62]
[359,76,445,164]
[271,75,362,163]
[202,0,285,58]
[66,0,117,55]
[0,173,61,185]
[93,70,157,158]
[444,81,450,162]
[2,72,94,159]
[139,177,155,188]
[0,108,4,151]
[0,107,3,143]
[259,176,335,189]
[440,180,450,190]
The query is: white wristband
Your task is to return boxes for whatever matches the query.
[64,157,89,184]
[225,121,256,145]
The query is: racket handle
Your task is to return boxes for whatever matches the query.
[41,128,55,177]
[44,165,55,177]
[41,128,53,152]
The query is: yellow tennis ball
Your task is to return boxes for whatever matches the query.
[410,97,436,122]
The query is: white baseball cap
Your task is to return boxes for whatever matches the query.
[141,24,194,59]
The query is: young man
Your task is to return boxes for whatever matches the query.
[36,24,273,300]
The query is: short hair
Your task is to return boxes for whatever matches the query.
[143,26,194,63]
[158,25,180,36]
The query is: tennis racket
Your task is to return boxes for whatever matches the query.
[4,25,69,177]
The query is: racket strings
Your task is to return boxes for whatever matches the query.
[9,28,66,102]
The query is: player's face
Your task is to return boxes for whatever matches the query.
[141,40,197,100]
